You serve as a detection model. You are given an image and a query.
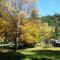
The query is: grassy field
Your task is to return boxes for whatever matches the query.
[0,47,60,60]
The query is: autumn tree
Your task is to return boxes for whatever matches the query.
[0,0,39,49]
[0,18,13,43]
[18,19,40,47]
[39,22,55,47]
[0,0,56,49]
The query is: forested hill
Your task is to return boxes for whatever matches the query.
[40,13,60,39]
[40,13,60,27]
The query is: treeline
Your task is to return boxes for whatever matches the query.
[40,13,60,39]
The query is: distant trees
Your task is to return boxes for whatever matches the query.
[41,13,60,39]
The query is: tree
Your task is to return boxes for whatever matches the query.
[18,20,40,46]
[0,0,40,49]
[0,18,12,43]
[41,13,60,39]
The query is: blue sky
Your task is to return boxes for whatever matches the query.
[38,0,60,16]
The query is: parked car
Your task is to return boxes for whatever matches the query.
[50,39,60,47]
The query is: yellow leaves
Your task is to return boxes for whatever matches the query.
[20,32,39,44]
[0,18,12,36]
[19,20,39,32]
[0,18,10,28]
[19,19,55,44]
[43,24,55,33]
[44,33,51,38]
[19,20,40,44]
[0,17,55,44]
[39,23,55,39]
[0,37,4,43]
[20,33,33,43]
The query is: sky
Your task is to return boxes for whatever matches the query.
[38,0,60,16]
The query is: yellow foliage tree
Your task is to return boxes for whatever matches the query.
[0,18,13,42]
[16,19,55,46]
[18,20,40,45]
[42,23,55,39]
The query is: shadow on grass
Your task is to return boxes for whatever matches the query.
[0,50,26,60]
[0,48,60,60]
[30,50,60,60]
[32,50,60,56]
[31,58,53,60]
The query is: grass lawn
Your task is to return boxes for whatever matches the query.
[0,47,60,60]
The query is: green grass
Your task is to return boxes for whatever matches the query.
[0,47,60,60]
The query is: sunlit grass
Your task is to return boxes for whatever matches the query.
[16,47,60,60]
[0,47,60,60]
